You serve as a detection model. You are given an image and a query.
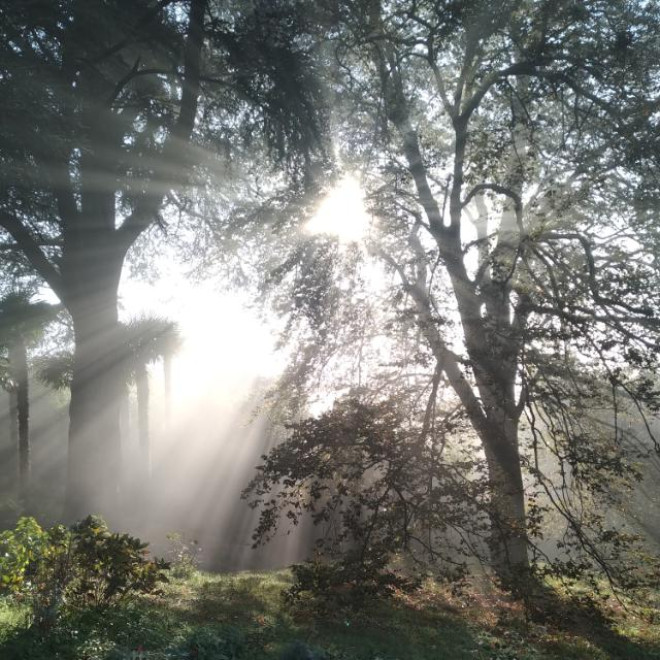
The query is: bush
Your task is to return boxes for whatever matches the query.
[0,515,169,628]
[0,516,52,593]
[285,556,418,610]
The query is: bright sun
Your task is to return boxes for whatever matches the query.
[306,175,370,242]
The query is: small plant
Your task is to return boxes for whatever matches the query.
[0,515,169,629]
[0,517,50,593]
[166,531,202,578]
[70,515,170,609]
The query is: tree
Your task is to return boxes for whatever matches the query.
[122,316,182,481]
[250,0,660,594]
[0,293,60,501]
[0,0,327,520]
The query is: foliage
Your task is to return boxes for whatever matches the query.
[0,517,52,593]
[0,516,168,628]
[34,351,74,391]
[176,624,245,660]
[286,558,418,610]
[0,293,60,350]
[246,0,660,598]
[121,318,183,374]
[247,391,660,606]
[69,516,169,610]
[245,398,480,598]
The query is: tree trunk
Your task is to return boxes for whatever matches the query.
[64,269,124,523]
[8,340,30,501]
[8,388,18,496]
[482,422,530,590]
[135,362,150,480]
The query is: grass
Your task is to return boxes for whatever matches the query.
[0,569,659,659]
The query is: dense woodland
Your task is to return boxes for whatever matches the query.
[1,1,660,657]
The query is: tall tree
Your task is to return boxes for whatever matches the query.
[122,316,182,480]
[251,0,660,593]
[0,0,327,520]
[0,293,60,501]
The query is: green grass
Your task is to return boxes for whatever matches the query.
[0,569,659,659]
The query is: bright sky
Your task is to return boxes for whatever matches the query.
[121,174,371,389]
[306,175,371,243]
[36,176,371,409]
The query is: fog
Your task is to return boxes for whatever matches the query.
[0,280,318,572]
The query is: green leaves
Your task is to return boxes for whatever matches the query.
[0,517,49,594]
[0,515,169,628]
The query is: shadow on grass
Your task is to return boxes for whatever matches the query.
[524,580,660,660]
[1,573,659,659]
[176,572,485,658]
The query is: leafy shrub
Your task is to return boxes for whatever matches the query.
[0,515,169,628]
[69,515,169,609]
[0,517,51,593]
[285,556,418,610]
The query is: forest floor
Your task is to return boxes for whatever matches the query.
[0,569,659,659]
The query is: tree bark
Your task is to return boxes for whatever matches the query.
[8,389,18,496]
[482,418,530,589]
[64,255,124,523]
[8,340,30,501]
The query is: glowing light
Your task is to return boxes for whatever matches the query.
[306,176,370,242]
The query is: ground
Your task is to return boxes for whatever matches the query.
[0,569,659,659]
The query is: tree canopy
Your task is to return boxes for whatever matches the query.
[244,0,660,596]
[0,0,329,519]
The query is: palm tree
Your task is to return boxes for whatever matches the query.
[0,293,60,500]
[159,324,183,426]
[122,317,182,480]
[34,352,74,393]
[36,316,182,511]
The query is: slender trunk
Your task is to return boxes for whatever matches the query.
[135,362,150,480]
[8,341,30,501]
[163,353,172,425]
[8,388,18,496]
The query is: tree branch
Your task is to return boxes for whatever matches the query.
[117,0,206,250]
[0,213,63,299]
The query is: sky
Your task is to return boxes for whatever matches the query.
[118,175,371,399]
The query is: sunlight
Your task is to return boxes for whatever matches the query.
[119,276,284,409]
[306,175,370,242]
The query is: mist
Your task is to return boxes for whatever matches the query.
[0,284,315,573]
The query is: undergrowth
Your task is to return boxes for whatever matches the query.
[0,569,658,659]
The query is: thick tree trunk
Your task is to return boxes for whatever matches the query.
[64,271,124,523]
[482,422,530,590]
[8,341,30,501]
